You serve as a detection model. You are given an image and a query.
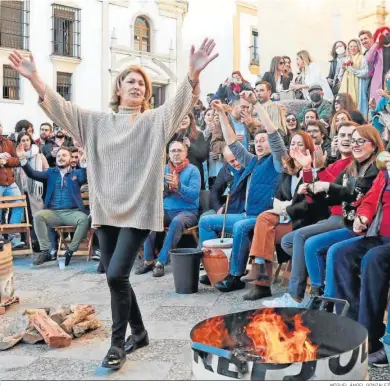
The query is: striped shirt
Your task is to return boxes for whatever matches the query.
[39,78,198,232]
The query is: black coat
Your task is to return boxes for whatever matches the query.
[262,72,291,94]
[310,161,379,228]
[274,173,330,230]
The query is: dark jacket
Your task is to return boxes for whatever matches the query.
[275,173,330,230]
[311,160,379,228]
[261,72,290,94]
[0,137,19,186]
[210,163,245,213]
[322,137,332,155]
[350,110,367,125]
[298,100,333,123]
[167,132,209,190]
[229,132,286,216]
[21,162,88,214]
[42,137,74,167]
[210,82,253,104]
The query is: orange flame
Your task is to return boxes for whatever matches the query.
[192,316,233,348]
[245,309,318,363]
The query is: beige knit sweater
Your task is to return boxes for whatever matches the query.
[39,78,198,232]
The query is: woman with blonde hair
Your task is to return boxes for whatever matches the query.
[329,109,352,138]
[291,50,334,103]
[339,38,369,117]
[8,38,218,370]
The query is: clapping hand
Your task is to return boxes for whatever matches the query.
[308,181,330,194]
[239,91,257,104]
[313,145,327,169]
[165,172,179,192]
[290,148,312,169]
[297,183,309,195]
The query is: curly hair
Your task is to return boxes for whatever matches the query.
[109,65,152,113]
[373,26,390,47]
[330,41,347,59]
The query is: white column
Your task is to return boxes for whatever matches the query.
[101,1,110,111]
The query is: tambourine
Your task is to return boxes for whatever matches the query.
[376,151,390,170]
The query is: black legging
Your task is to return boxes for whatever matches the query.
[98,226,149,347]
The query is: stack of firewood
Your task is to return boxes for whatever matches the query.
[0,304,102,351]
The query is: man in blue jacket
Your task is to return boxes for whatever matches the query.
[136,141,201,278]
[16,144,89,267]
[199,93,286,293]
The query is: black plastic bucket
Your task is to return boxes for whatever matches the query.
[170,248,203,294]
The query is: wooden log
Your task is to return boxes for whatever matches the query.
[31,313,72,348]
[60,305,95,334]
[22,328,44,344]
[70,304,94,313]
[72,314,102,338]
[0,333,23,351]
[23,308,50,328]
[50,306,72,325]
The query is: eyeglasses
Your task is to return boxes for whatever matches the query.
[279,61,285,65]
[307,129,320,134]
[169,149,184,153]
[351,138,371,146]
[286,118,297,123]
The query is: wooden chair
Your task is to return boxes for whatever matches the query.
[0,195,33,256]
[54,192,94,260]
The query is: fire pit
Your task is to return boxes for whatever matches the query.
[191,298,368,381]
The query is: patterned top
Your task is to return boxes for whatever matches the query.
[38,78,198,232]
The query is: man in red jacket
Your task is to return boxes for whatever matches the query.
[0,122,23,247]
[330,158,390,368]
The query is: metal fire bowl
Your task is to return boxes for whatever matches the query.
[190,307,368,381]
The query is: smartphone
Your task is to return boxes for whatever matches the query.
[302,169,314,183]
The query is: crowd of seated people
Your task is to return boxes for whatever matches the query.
[3,25,390,370]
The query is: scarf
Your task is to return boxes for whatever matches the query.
[339,53,362,104]
[15,144,44,200]
[167,159,189,191]
[335,53,347,82]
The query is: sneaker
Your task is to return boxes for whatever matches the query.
[92,249,101,261]
[64,249,74,266]
[262,293,308,309]
[33,250,55,266]
[32,240,41,253]
[368,347,389,368]
[153,262,164,277]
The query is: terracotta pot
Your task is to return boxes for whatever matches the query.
[202,238,232,287]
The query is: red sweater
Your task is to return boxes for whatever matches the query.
[317,156,353,216]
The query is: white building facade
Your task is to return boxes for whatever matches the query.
[0,0,188,136]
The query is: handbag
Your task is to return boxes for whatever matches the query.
[279,90,296,101]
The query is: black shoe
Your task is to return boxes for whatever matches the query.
[124,330,149,354]
[199,274,211,286]
[64,249,74,266]
[243,285,272,301]
[102,346,126,370]
[368,347,389,367]
[135,262,155,275]
[32,240,41,253]
[214,274,245,293]
[32,250,55,266]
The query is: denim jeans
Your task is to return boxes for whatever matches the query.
[281,215,344,299]
[304,227,357,297]
[0,183,23,224]
[144,209,198,265]
[330,236,390,352]
[199,213,257,276]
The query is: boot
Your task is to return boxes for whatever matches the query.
[242,285,272,301]
[241,263,269,283]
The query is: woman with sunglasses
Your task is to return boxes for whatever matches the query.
[285,113,300,138]
[333,92,366,126]
[262,56,291,100]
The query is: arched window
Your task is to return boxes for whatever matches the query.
[134,16,150,52]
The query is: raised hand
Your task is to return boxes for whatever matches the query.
[239,91,257,104]
[189,38,219,80]
[8,50,37,80]
[211,100,224,113]
[16,143,26,159]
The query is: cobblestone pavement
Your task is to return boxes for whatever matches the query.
[0,256,389,380]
